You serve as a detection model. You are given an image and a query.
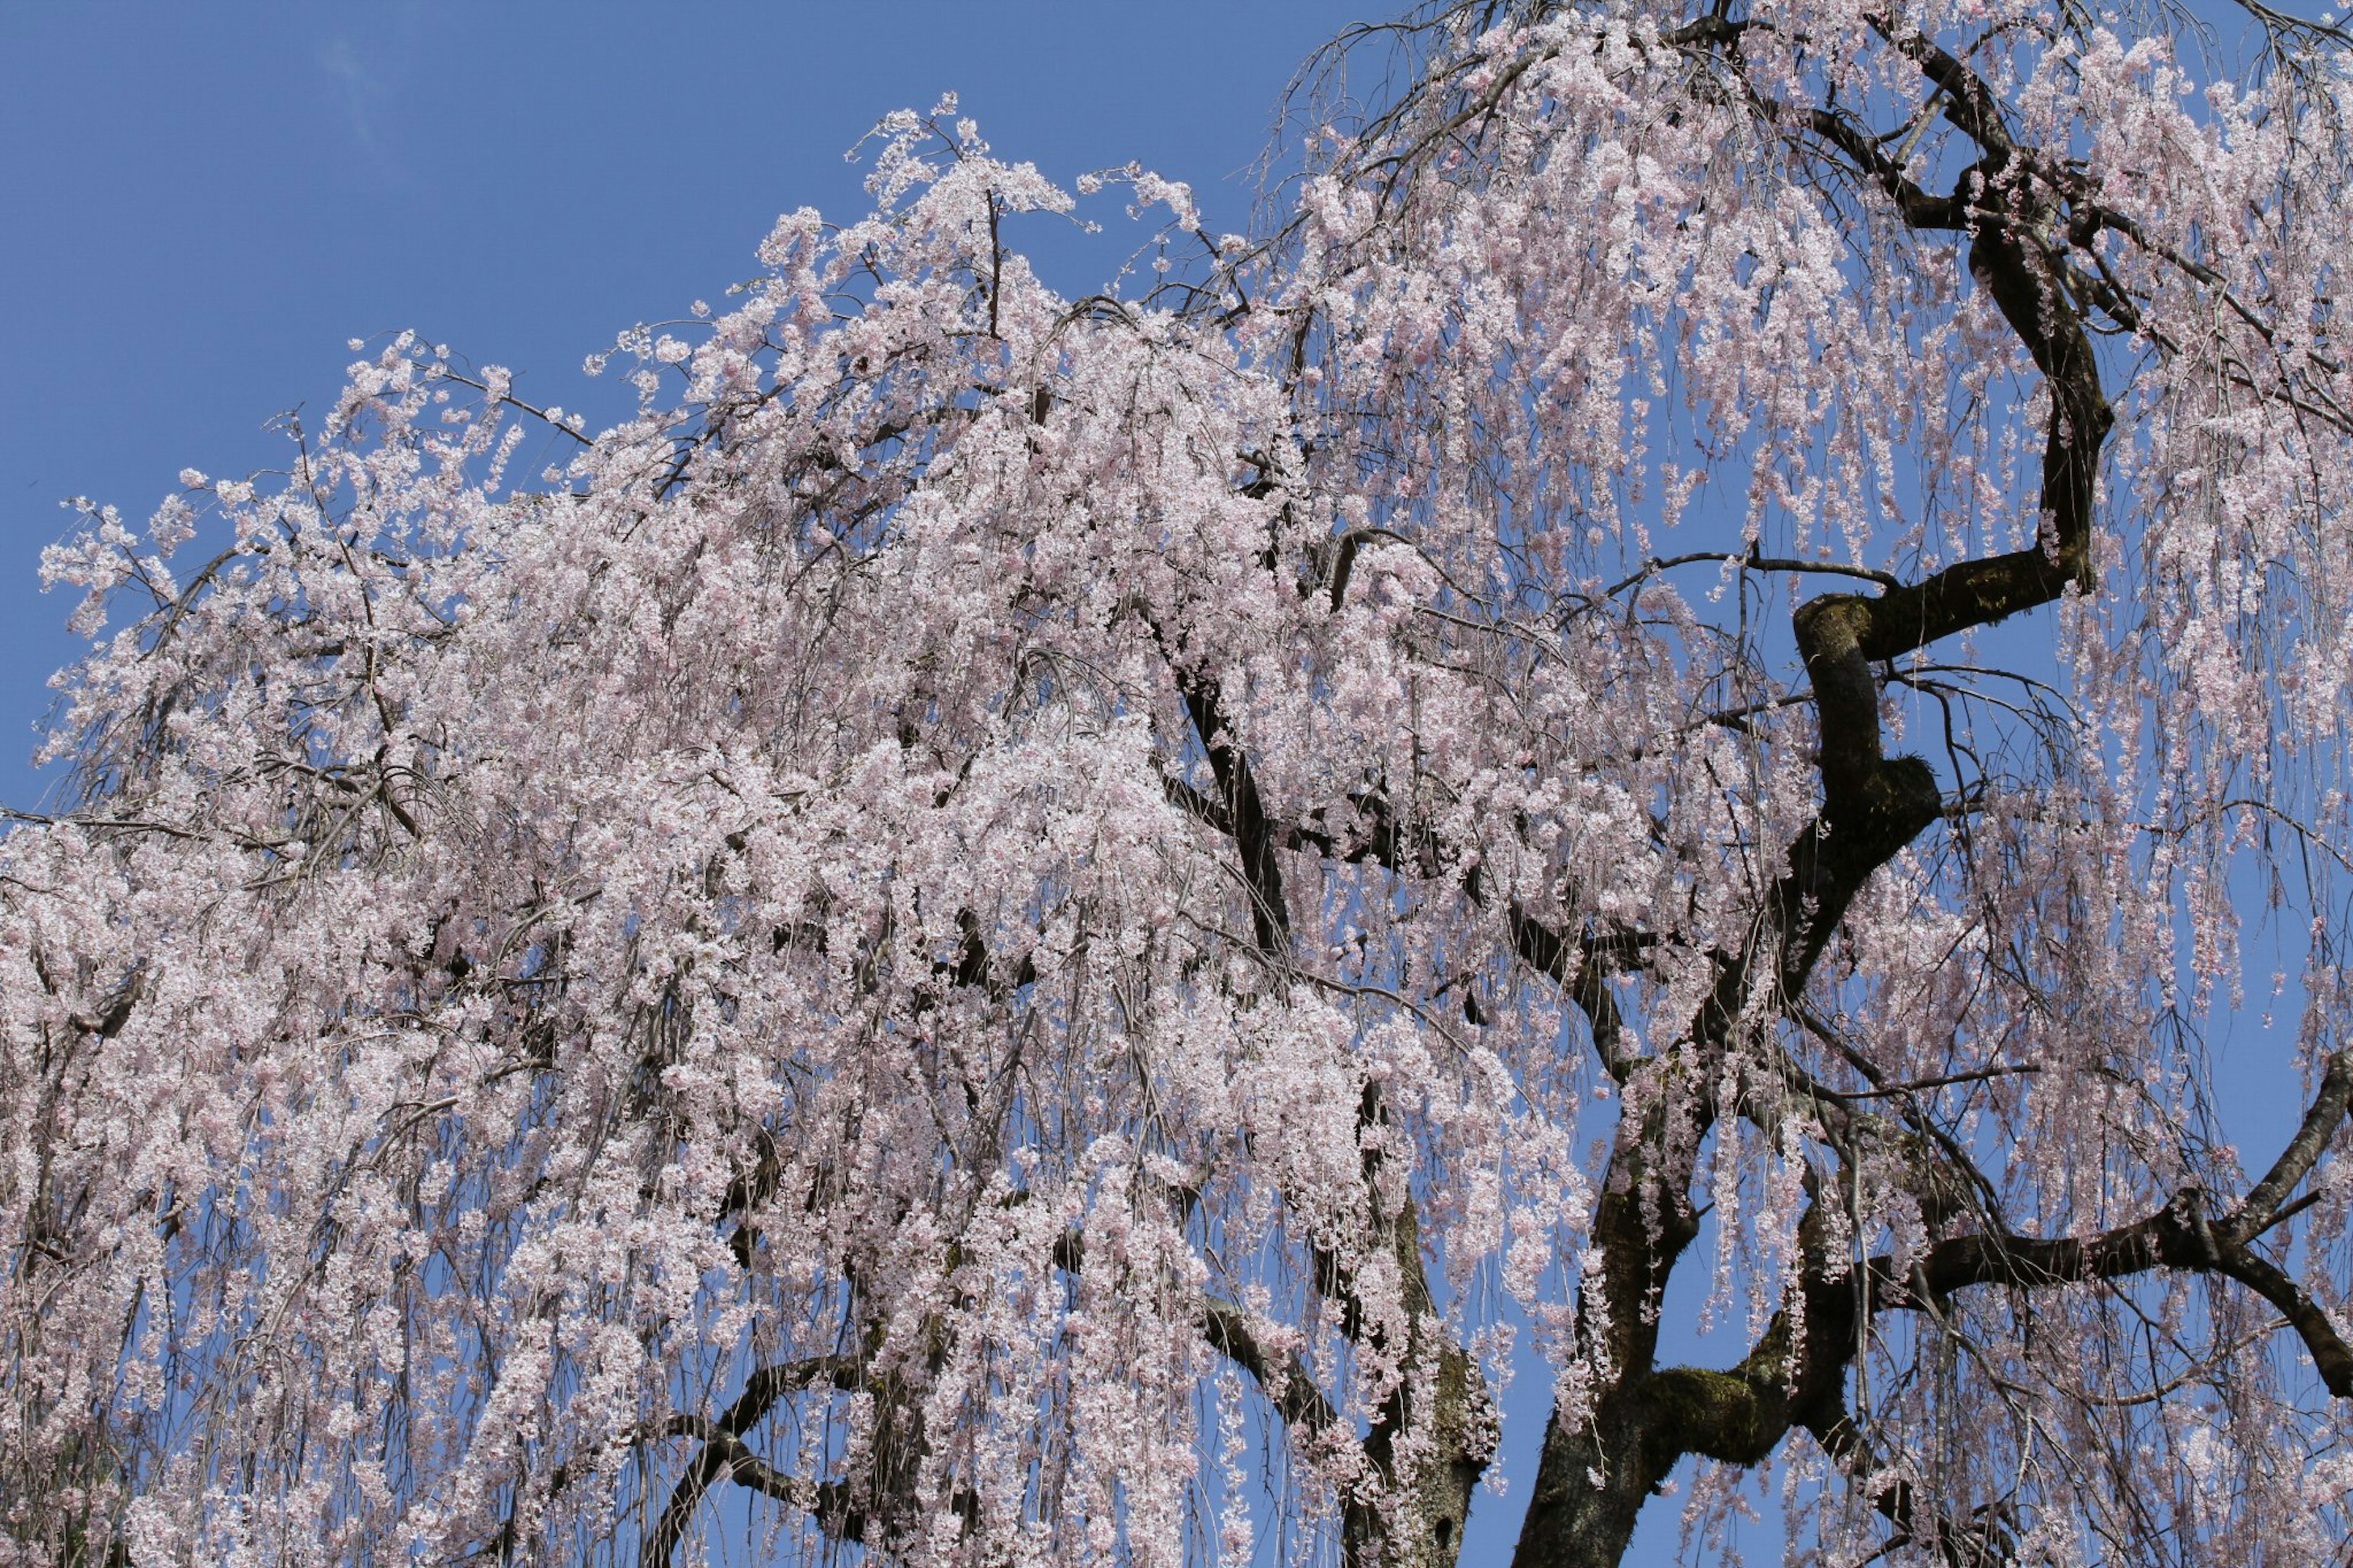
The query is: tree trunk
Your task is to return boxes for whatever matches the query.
[1509,1390,1670,1568]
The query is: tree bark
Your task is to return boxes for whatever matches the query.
[1510,1391,1677,1568]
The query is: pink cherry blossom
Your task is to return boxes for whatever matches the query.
[9,4,2353,1565]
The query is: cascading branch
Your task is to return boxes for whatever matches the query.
[8,1,2353,1563]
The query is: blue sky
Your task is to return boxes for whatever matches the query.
[0,6,2314,1566]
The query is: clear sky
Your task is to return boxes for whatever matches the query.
[0,6,2309,1566]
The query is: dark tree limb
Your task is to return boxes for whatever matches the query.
[1507,904,1643,1081]
[1866,13,2019,160]
[1798,107,1968,229]
[2232,1047,2353,1240]
[1513,1036,2352,1567]
[1512,12,2132,1557]
[1176,674,1291,957]
[1202,1296,1343,1437]
[644,1355,865,1567]
[647,1417,801,1567]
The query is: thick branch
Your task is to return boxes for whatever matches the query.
[1179,674,1291,956]
[648,1417,800,1566]
[1202,1297,1341,1436]
[646,1355,865,1567]
[1887,1189,2353,1397]
[2206,1244,2353,1397]
[1750,151,2111,1013]
[1868,14,2017,160]
[1528,1050,2353,1568]
[1508,905,1641,1080]
[1800,105,1968,229]
[2233,1048,2353,1238]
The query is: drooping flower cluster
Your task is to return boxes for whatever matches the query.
[8,4,2353,1564]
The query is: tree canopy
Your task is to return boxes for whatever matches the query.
[9,1,2353,1563]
